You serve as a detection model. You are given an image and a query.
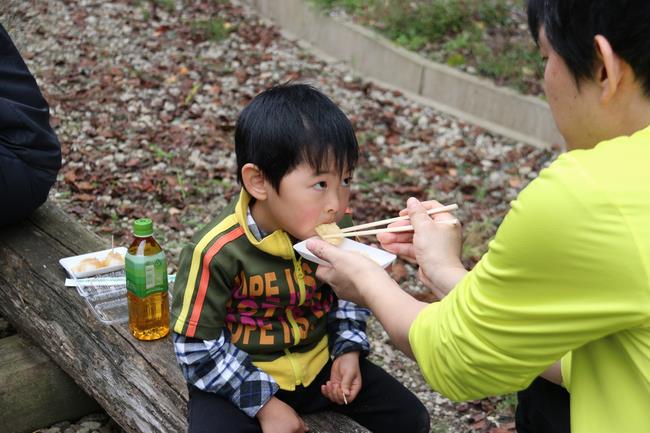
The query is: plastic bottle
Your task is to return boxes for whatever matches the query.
[125,218,169,340]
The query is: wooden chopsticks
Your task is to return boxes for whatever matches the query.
[340,204,458,233]
[324,203,459,239]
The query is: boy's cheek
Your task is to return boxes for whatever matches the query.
[291,209,324,238]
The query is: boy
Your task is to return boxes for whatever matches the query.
[171,84,429,433]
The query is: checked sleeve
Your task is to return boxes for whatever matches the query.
[327,299,371,358]
[173,331,279,417]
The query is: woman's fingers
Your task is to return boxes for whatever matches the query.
[379,241,416,261]
[306,238,348,265]
[306,238,335,261]
[398,199,445,216]
[377,230,414,247]
[378,222,415,260]
[406,197,436,226]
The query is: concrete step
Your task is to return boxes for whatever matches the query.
[247,0,563,149]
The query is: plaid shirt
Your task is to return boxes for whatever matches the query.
[173,210,371,417]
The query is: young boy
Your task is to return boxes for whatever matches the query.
[171,84,429,433]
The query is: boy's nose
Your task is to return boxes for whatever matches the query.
[325,193,341,215]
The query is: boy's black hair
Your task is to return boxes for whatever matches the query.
[528,0,650,96]
[235,83,358,192]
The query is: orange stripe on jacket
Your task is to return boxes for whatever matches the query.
[186,226,245,337]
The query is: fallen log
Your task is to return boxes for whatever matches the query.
[0,203,187,432]
[0,202,368,433]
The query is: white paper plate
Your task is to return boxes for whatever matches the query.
[59,247,128,279]
[293,238,396,269]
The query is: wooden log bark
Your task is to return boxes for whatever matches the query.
[0,202,368,433]
[0,334,100,433]
[0,202,188,433]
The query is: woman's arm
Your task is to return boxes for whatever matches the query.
[309,197,466,356]
[309,240,427,358]
[540,361,563,385]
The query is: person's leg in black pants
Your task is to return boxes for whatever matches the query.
[187,384,262,433]
[278,357,430,433]
[515,377,571,433]
[187,357,430,433]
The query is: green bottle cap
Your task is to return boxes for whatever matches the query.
[133,218,153,237]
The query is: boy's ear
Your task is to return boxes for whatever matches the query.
[594,34,623,104]
[241,163,269,201]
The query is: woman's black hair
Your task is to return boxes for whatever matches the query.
[235,83,358,192]
[528,0,650,96]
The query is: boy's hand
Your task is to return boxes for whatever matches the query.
[256,397,309,433]
[321,351,362,405]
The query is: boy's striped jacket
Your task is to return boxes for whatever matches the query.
[171,189,370,416]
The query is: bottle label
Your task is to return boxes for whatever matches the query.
[125,252,168,298]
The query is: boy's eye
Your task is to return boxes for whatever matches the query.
[341,177,351,187]
[314,181,327,190]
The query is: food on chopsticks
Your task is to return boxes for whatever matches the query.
[315,223,344,246]
[313,203,459,246]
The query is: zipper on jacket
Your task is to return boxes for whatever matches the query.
[292,255,307,305]
[283,348,304,386]
[285,252,306,345]
[285,308,301,345]
[281,244,309,385]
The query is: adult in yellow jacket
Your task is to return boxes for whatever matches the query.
[307,1,650,432]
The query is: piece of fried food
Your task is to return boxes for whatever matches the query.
[72,251,125,273]
[315,223,344,246]
[104,250,125,267]
[73,257,104,273]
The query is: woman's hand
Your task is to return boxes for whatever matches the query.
[378,197,466,297]
[308,236,429,358]
[321,351,362,404]
[306,239,386,307]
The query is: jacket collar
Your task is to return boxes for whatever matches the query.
[234,189,296,260]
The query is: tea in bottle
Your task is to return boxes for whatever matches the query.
[125,218,169,340]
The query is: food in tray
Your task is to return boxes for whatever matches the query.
[314,223,344,246]
[72,250,125,273]
[60,246,128,280]
[74,257,104,273]
[104,250,126,267]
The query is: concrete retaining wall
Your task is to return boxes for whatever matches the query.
[248,0,563,148]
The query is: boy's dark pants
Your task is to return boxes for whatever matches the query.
[187,357,430,433]
[516,377,571,433]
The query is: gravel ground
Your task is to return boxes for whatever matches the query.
[1,1,559,432]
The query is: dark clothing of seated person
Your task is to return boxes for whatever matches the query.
[0,24,61,227]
